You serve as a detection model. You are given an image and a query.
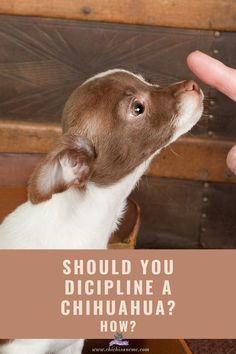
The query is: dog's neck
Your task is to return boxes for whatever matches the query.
[49,158,150,249]
[0,158,152,249]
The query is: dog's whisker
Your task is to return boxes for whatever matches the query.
[168,145,183,158]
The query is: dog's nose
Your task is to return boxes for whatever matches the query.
[174,80,200,96]
[183,80,200,93]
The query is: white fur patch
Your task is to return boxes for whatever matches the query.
[0,340,82,354]
[171,89,204,143]
[0,159,150,250]
[83,68,154,87]
[59,155,78,184]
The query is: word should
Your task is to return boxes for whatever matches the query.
[63,259,173,276]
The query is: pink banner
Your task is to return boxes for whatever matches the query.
[0,250,235,338]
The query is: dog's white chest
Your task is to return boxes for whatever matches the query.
[0,162,148,249]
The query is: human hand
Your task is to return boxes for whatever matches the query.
[187,51,236,175]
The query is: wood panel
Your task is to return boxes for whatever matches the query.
[0,0,236,31]
[207,31,236,139]
[0,187,27,222]
[1,136,236,187]
[200,182,236,248]
[0,153,43,187]
[132,176,236,249]
[1,15,236,140]
[0,14,211,137]
[0,120,60,153]
[132,176,203,249]
[148,136,236,184]
[187,339,236,354]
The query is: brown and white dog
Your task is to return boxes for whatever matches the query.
[0,69,203,353]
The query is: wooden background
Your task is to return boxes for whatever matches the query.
[1,0,236,31]
[0,1,236,248]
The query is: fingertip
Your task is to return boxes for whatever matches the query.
[187,51,208,68]
[187,50,202,60]
[186,51,207,76]
[226,145,236,175]
[186,51,198,66]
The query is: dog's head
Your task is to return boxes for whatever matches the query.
[29,69,203,204]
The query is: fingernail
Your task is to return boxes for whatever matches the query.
[226,145,236,175]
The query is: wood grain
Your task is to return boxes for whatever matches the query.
[1,130,236,185]
[132,176,203,249]
[1,15,236,140]
[199,182,236,248]
[0,152,43,187]
[147,136,236,184]
[0,187,27,223]
[0,120,61,153]
[0,15,212,138]
[133,176,236,249]
[0,0,236,31]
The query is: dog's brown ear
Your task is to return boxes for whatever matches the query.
[28,134,96,204]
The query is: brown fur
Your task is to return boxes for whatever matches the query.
[62,72,183,186]
[29,71,194,204]
[28,134,96,204]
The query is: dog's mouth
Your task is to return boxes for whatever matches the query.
[183,83,204,104]
[175,80,204,101]
[169,80,204,142]
[186,82,203,110]
[159,79,204,130]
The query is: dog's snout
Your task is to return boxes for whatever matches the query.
[183,80,200,93]
[173,80,200,96]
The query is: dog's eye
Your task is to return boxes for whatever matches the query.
[131,100,145,116]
